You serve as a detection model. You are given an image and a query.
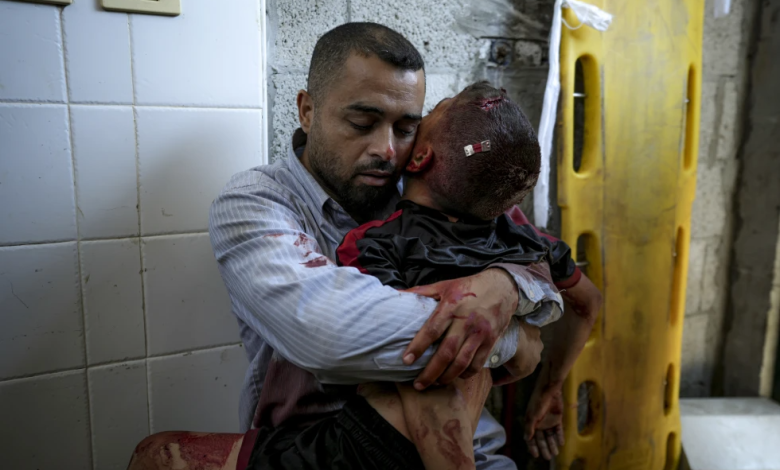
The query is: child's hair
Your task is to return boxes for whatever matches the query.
[426,81,541,220]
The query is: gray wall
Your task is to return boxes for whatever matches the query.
[681,0,759,397]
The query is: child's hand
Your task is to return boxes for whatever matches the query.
[524,378,566,460]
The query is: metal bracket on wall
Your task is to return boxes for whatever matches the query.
[102,0,181,16]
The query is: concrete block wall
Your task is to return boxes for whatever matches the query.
[681,0,757,397]
[0,1,264,468]
[267,0,487,162]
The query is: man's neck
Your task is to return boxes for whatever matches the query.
[402,177,459,222]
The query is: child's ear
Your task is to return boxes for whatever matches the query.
[406,147,434,173]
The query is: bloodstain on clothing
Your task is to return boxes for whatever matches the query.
[301,256,329,268]
[176,433,242,470]
[263,233,285,238]
[293,233,311,247]
[479,96,504,110]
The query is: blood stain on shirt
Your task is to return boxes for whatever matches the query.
[293,233,311,247]
[301,256,329,268]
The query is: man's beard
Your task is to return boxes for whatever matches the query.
[307,125,399,223]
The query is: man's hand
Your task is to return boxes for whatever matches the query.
[402,268,518,390]
[492,321,543,386]
[524,380,565,460]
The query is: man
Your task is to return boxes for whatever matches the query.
[128,22,600,470]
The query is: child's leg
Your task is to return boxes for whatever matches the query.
[396,370,493,470]
[358,370,493,470]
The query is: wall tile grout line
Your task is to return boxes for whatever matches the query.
[0,99,263,111]
[0,230,213,249]
[0,239,79,249]
[0,342,243,384]
[59,6,95,470]
[127,11,154,440]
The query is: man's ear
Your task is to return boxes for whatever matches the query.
[297,90,314,133]
[406,146,434,173]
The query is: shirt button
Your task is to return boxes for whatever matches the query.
[490,355,500,365]
[528,291,536,301]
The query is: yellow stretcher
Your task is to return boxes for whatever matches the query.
[555,1,704,468]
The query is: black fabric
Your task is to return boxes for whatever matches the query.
[245,395,424,470]
[342,200,576,289]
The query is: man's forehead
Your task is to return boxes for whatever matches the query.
[329,54,425,111]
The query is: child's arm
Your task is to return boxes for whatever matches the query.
[524,274,602,460]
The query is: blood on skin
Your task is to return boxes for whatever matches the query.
[478,96,504,111]
[433,419,472,468]
[133,432,241,470]
[176,433,241,470]
[562,291,591,318]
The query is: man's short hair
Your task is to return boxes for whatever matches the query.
[307,22,425,104]
[428,81,541,220]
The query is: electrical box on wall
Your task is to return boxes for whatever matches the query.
[16,0,72,5]
[102,0,181,16]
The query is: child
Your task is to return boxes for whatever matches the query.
[333,81,595,469]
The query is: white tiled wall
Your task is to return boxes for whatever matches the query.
[0,1,263,468]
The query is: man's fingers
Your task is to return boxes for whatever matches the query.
[464,342,493,379]
[413,335,459,390]
[403,304,455,365]
[556,425,565,446]
[439,334,480,383]
[536,433,552,460]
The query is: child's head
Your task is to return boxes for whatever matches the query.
[406,81,540,220]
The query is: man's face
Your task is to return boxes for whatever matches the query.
[302,53,425,222]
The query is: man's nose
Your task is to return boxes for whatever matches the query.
[368,126,397,162]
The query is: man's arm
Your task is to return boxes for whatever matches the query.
[209,181,522,384]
